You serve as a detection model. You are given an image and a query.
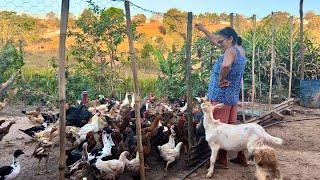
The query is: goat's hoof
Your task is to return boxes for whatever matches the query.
[206,174,212,178]
[206,171,213,178]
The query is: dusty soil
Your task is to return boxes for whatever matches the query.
[1,104,320,180]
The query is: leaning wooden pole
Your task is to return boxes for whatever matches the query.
[124,1,145,179]
[288,16,294,98]
[186,12,193,149]
[299,0,305,80]
[268,12,275,110]
[251,14,256,111]
[58,0,69,179]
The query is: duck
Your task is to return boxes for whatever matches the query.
[0,149,25,180]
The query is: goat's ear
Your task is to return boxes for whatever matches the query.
[213,103,224,109]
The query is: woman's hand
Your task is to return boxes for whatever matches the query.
[219,79,230,87]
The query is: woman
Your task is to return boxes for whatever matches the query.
[195,24,247,168]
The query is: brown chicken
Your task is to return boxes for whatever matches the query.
[0,121,16,141]
[22,106,44,124]
[32,127,57,174]
[173,114,189,154]
[141,114,163,139]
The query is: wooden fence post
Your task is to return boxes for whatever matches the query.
[299,0,305,80]
[230,13,234,28]
[251,14,256,110]
[288,16,294,98]
[58,0,69,179]
[268,12,275,110]
[186,12,194,147]
[124,1,145,179]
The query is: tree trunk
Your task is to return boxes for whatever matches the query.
[0,72,18,98]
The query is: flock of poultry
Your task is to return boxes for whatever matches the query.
[0,92,207,180]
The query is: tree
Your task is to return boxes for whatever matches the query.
[133,13,146,24]
[70,6,127,94]
[163,8,187,35]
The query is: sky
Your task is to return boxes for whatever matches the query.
[0,0,319,19]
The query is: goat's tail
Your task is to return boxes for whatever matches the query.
[265,133,283,145]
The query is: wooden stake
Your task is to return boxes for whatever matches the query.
[124,1,145,179]
[299,0,305,80]
[236,14,240,33]
[268,12,275,110]
[288,16,294,98]
[230,13,234,28]
[251,15,256,111]
[58,0,69,179]
[186,12,194,148]
[241,78,246,123]
[258,47,262,97]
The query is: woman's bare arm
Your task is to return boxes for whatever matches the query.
[195,23,219,46]
[219,47,236,83]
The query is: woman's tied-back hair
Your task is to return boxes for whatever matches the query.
[217,27,238,45]
[236,36,242,46]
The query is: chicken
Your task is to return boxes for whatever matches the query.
[0,121,16,141]
[123,127,136,155]
[76,112,104,144]
[179,102,187,113]
[94,151,129,180]
[0,150,25,180]
[19,123,47,138]
[22,106,44,125]
[32,127,57,174]
[88,127,115,163]
[141,114,162,139]
[120,92,130,109]
[158,133,176,151]
[66,131,96,167]
[154,126,170,152]
[173,114,189,154]
[0,98,9,111]
[88,104,109,114]
[130,92,135,109]
[65,142,96,179]
[34,124,59,142]
[126,151,140,177]
[158,142,183,172]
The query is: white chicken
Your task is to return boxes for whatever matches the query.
[95,151,129,179]
[120,92,130,109]
[125,151,140,177]
[76,113,104,144]
[130,92,135,109]
[158,133,176,151]
[158,142,183,172]
[88,104,109,114]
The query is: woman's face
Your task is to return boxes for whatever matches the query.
[217,35,233,50]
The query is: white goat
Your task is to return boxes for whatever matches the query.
[200,102,283,178]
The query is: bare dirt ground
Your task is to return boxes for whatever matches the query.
[1,104,320,180]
